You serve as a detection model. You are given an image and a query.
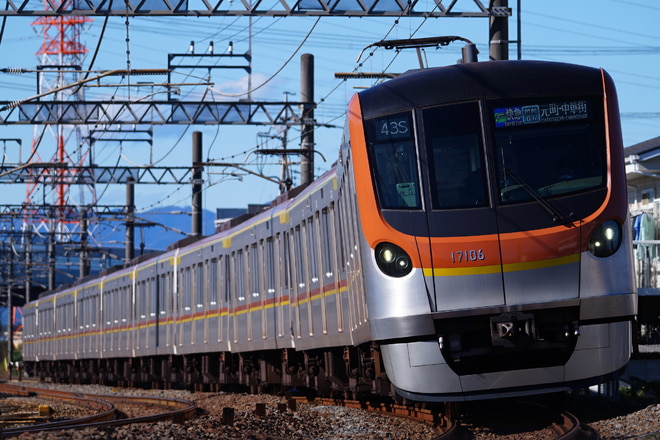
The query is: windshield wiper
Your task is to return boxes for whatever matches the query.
[504,168,575,228]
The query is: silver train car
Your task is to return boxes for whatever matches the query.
[23,60,637,401]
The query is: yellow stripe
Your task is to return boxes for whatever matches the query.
[502,253,579,272]
[423,253,579,277]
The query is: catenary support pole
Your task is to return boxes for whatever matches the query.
[489,0,509,61]
[126,177,135,262]
[300,54,314,186]
[192,131,203,237]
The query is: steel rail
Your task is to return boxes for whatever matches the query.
[0,384,197,437]
[553,409,600,440]
[292,396,457,439]
[0,384,117,432]
[297,397,598,440]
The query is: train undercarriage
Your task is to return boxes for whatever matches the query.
[25,343,391,400]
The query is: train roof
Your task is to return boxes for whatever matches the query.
[357,60,608,119]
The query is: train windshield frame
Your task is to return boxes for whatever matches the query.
[490,97,606,205]
[364,96,606,213]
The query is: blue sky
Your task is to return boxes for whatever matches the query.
[0,0,658,230]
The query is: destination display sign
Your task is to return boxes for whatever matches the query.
[372,113,413,141]
[494,100,590,128]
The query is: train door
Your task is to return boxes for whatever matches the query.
[181,266,192,348]
[147,276,157,349]
[206,258,216,346]
[219,255,230,347]
[418,102,506,312]
[263,238,276,343]
[291,226,304,340]
[275,231,293,348]
[160,271,173,350]
[247,243,259,342]
[101,283,109,355]
[193,261,204,346]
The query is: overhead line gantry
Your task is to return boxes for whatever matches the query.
[0,0,510,17]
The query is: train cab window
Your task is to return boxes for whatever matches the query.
[491,98,605,204]
[423,102,488,209]
[365,112,422,210]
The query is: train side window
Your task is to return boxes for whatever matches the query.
[307,215,319,284]
[78,295,84,330]
[236,249,245,301]
[54,305,59,335]
[321,207,334,278]
[159,273,167,316]
[250,243,260,298]
[92,293,98,329]
[210,258,218,306]
[184,267,192,311]
[104,290,111,327]
[150,278,157,318]
[123,285,129,323]
[139,281,147,319]
[265,238,275,295]
[282,231,291,290]
[336,195,348,272]
[294,225,305,289]
[196,262,204,308]
[114,288,120,324]
[423,102,488,209]
[224,255,231,303]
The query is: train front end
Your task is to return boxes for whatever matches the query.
[348,61,636,401]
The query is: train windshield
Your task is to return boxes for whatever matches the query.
[423,102,488,209]
[365,112,422,209]
[491,98,605,204]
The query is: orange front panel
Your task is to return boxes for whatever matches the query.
[347,95,422,268]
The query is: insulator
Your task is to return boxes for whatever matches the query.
[1,67,28,74]
[1,100,23,111]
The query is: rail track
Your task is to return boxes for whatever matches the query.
[446,400,600,440]
[0,382,599,439]
[291,396,599,440]
[0,383,197,438]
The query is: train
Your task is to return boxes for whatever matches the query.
[23,57,637,402]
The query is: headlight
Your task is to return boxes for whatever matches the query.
[375,242,413,277]
[588,219,622,258]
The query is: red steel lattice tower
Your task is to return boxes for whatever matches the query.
[28,4,94,232]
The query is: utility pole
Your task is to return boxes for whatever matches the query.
[300,54,314,186]
[489,0,509,61]
[24,227,31,303]
[126,177,135,262]
[7,233,13,371]
[192,131,203,237]
[79,209,89,278]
